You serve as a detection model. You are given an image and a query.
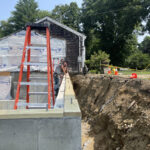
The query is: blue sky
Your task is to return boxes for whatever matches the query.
[0,0,83,21]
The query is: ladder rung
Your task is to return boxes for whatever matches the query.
[18,102,47,107]
[17,102,53,109]
[20,82,48,86]
[30,76,47,80]
[26,46,46,50]
[31,44,47,47]
[29,77,55,83]
[29,92,48,95]
[24,62,47,66]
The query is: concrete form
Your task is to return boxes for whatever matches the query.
[0,74,81,150]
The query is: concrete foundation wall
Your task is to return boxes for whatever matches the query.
[0,117,81,150]
[0,73,81,150]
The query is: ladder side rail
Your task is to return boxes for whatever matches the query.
[26,29,31,109]
[53,58,54,72]
[46,28,51,109]
[14,26,31,110]
[48,28,55,106]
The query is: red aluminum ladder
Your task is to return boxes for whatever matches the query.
[14,24,55,110]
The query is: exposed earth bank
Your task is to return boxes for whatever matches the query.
[71,74,150,150]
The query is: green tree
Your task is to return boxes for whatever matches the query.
[0,0,39,37]
[11,0,39,31]
[52,2,81,31]
[139,36,150,54]
[82,0,150,65]
[37,10,52,20]
[125,50,150,69]
[0,30,2,38]
[85,29,101,59]
[0,19,15,37]
[146,18,150,33]
[86,50,110,72]
[123,34,139,56]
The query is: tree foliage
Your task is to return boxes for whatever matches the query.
[139,36,150,54]
[11,0,38,31]
[52,2,81,31]
[37,10,52,20]
[86,50,110,72]
[82,0,150,65]
[0,19,15,37]
[125,50,150,69]
[0,0,39,37]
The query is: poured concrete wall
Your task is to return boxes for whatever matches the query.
[0,73,81,150]
[0,117,81,150]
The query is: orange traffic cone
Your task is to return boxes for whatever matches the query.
[114,67,118,75]
[130,73,137,79]
[108,67,111,74]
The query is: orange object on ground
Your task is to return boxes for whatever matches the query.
[130,73,137,79]
[108,67,111,74]
[114,67,118,75]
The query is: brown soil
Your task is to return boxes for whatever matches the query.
[71,74,150,150]
[82,121,94,150]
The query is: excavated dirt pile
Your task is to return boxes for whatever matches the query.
[71,74,150,150]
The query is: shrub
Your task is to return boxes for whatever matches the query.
[86,50,110,72]
[89,70,98,74]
